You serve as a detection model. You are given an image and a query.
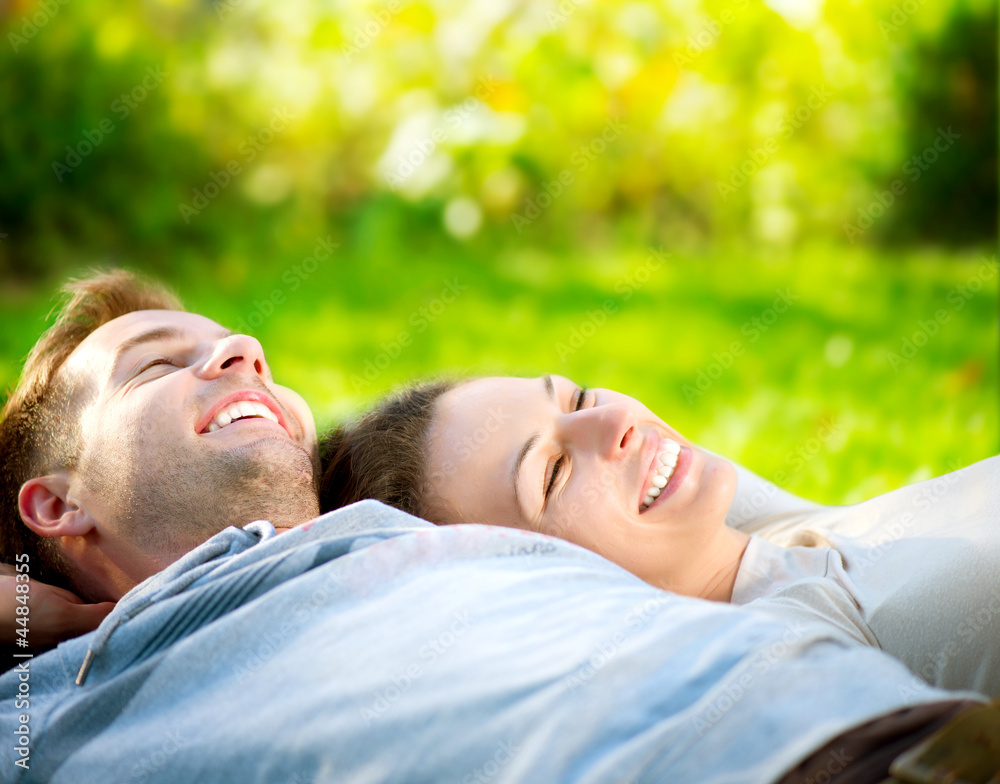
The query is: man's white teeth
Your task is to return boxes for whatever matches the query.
[205,400,278,432]
[640,438,681,511]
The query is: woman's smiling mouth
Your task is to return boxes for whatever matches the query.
[639,437,682,513]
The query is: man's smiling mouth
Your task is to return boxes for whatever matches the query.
[196,391,291,437]
[203,400,279,432]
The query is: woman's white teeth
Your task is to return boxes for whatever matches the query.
[640,438,681,511]
[205,401,278,433]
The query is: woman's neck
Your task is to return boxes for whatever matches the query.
[654,526,751,603]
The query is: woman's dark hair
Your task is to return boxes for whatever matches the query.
[319,379,460,520]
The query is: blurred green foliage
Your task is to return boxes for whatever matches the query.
[0,0,996,504]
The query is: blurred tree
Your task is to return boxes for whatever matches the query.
[882,0,998,245]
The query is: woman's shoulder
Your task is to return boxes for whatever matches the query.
[736,454,997,544]
[802,455,997,544]
[733,538,877,648]
[733,536,835,600]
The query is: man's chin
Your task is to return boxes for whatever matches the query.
[216,449,320,528]
[206,433,316,488]
[222,433,316,465]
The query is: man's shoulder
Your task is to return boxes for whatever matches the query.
[135,500,626,611]
[292,499,436,538]
[285,501,624,576]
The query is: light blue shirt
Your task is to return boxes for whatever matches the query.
[0,501,976,783]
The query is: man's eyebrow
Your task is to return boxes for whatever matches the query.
[112,325,231,372]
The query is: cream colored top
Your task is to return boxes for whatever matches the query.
[727,456,1000,697]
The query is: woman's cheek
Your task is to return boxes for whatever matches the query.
[549,504,581,539]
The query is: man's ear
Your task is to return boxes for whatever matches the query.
[18,474,96,538]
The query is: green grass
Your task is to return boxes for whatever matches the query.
[1,239,996,506]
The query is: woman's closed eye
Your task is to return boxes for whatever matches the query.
[544,456,564,499]
[543,386,589,500]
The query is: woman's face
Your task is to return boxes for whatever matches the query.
[426,375,738,589]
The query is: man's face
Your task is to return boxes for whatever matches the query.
[61,309,320,561]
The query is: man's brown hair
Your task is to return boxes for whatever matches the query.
[0,269,183,587]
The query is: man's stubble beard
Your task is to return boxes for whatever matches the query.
[92,433,320,554]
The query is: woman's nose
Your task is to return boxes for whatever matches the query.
[558,403,635,461]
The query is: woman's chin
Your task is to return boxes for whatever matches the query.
[713,454,739,495]
[642,449,736,530]
[701,454,739,516]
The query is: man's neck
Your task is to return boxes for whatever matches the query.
[61,533,191,602]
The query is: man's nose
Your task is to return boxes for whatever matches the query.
[197,334,272,381]
[558,403,635,461]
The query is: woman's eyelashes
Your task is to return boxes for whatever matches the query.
[543,386,589,501]
[544,456,564,499]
